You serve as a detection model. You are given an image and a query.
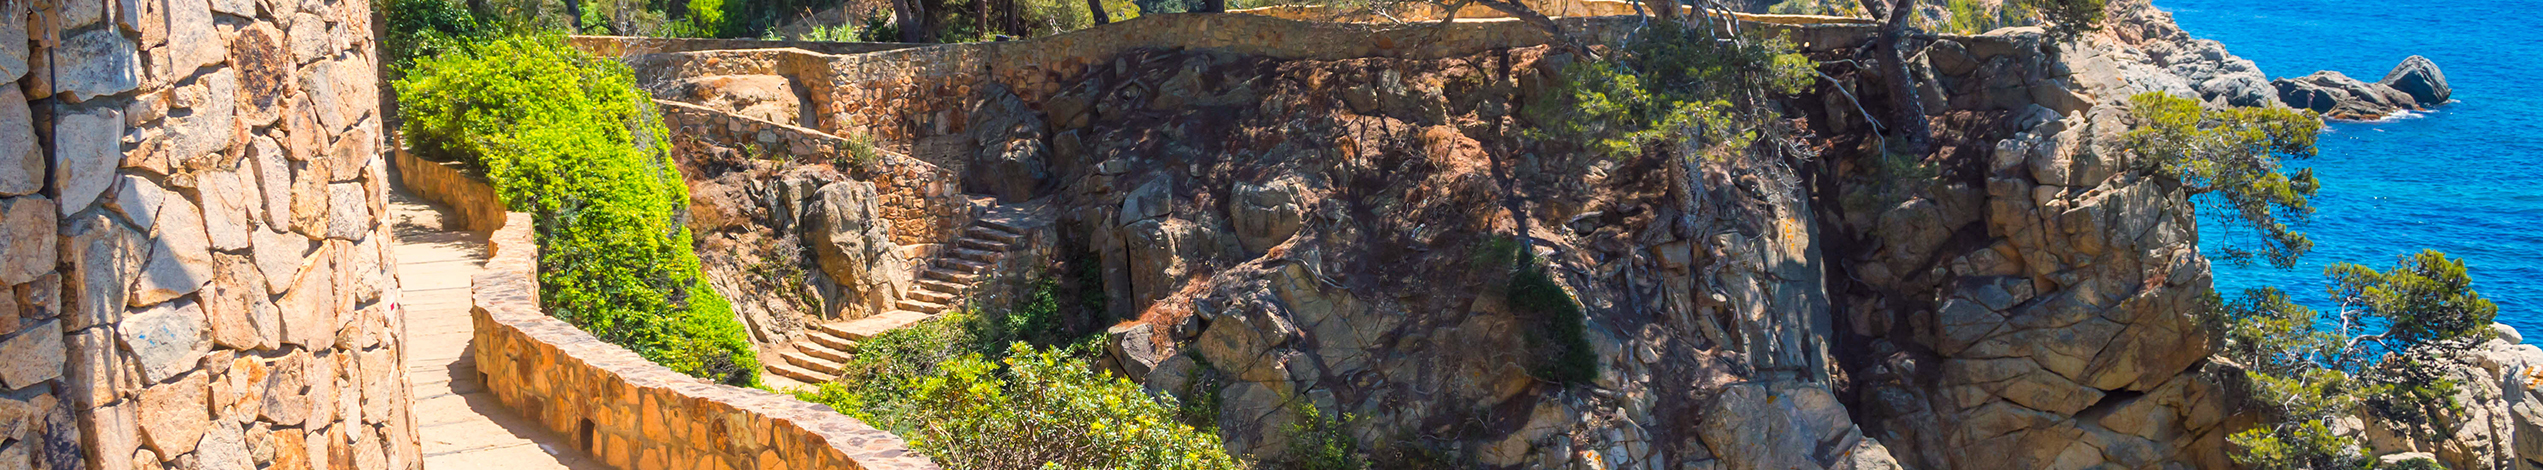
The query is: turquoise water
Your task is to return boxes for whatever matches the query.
[2163,0,2543,340]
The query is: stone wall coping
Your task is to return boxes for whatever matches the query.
[1229,0,1878,25]
[472,212,937,470]
[570,35,928,58]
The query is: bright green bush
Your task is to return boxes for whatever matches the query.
[795,314,1247,470]
[380,0,486,74]
[392,34,761,386]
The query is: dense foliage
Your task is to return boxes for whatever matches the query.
[794,307,1246,470]
[1525,24,1813,161]
[2215,250,2498,469]
[392,34,761,385]
[2123,92,2324,268]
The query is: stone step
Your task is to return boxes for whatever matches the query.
[915,279,968,294]
[921,269,979,284]
[898,299,949,314]
[908,289,955,304]
[781,351,844,374]
[767,362,837,384]
[952,248,1001,263]
[965,226,1023,245]
[796,339,854,363]
[830,310,936,340]
[937,258,992,274]
[805,329,859,352]
[956,238,1011,252]
[975,218,1025,234]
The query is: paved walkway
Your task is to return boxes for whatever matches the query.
[390,185,606,470]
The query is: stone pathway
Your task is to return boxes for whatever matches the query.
[389,186,607,470]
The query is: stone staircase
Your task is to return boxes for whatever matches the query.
[766,216,1028,384]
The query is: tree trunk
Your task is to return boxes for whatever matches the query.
[1864,0,1932,154]
[894,0,930,42]
[1089,0,1111,24]
[1201,0,1224,13]
[977,0,989,37]
[563,0,585,32]
[1646,0,1675,22]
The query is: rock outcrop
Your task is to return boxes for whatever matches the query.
[2274,56,2454,120]
[2358,325,2543,470]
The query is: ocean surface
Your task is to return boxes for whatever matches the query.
[2162,0,2543,340]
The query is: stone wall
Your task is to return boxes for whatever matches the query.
[468,212,937,470]
[389,148,504,232]
[0,0,416,467]
[569,35,921,58]
[596,13,1879,155]
[657,99,971,247]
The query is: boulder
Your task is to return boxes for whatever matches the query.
[964,85,1049,202]
[2273,70,2421,120]
[804,181,912,317]
[2379,55,2451,106]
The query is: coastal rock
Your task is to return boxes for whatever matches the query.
[2273,71,2421,120]
[804,180,912,316]
[2379,55,2451,106]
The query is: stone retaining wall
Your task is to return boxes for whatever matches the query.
[390,148,507,232]
[594,12,1876,154]
[469,213,937,470]
[657,99,972,246]
[0,0,418,466]
[571,35,923,58]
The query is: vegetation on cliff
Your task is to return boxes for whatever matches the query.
[1525,24,1814,162]
[795,293,1246,469]
[2215,250,2498,469]
[2124,92,2324,268]
[392,33,762,385]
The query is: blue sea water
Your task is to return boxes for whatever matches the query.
[2161,0,2543,340]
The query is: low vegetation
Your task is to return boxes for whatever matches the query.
[393,33,762,385]
[1524,23,1814,162]
[2214,250,2498,469]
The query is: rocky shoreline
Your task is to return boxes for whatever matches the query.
[2275,55,2453,121]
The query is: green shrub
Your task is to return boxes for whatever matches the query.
[798,316,1247,470]
[1286,401,1366,470]
[2122,92,2323,268]
[392,34,760,386]
[380,0,485,74]
[2211,250,2499,468]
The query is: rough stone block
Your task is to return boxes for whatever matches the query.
[131,196,216,306]
[53,106,125,216]
[120,299,210,383]
[108,175,169,232]
[170,68,240,169]
[0,320,64,389]
[136,371,210,455]
[0,88,38,197]
[54,30,141,102]
[276,245,334,348]
[167,0,223,74]
[78,401,139,470]
[62,214,143,331]
[0,196,55,286]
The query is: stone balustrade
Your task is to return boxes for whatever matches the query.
[471,211,938,470]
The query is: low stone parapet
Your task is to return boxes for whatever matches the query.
[470,212,937,470]
[570,35,925,58]
[392,147,510,232]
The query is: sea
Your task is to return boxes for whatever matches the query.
[2161,0,2543,341]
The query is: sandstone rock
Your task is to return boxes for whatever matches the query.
[276,246,335,348]
[0,320,64,389]
[169,0,223,74]
[64,325,136,408]
[324,183,369,240]
[2379,55,2450,106]
[1231,176,1309,254]
[137,372,210,455]
[54,107,126,216]
[132,197,217,306]
[109,175,170,231]
[804,181,911,316]
[289,159,331,236]
[170,69,241,169]
[203,164,264,251]
[63,213,145,330]
[205,253,279,350]
[251,223,311,294]
[56,30,141,101]
[0,196,56,286]
[0,89,38,196]
[79,400,139,470]
[122,299,211,383]
[251,137,295,231]
[195,423,254,470]
[325,126,374,183]
[260,353,310,426]
[0,0,24,84]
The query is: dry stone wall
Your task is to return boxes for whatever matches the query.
[0,0,414,467]
[469,212,938,470]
